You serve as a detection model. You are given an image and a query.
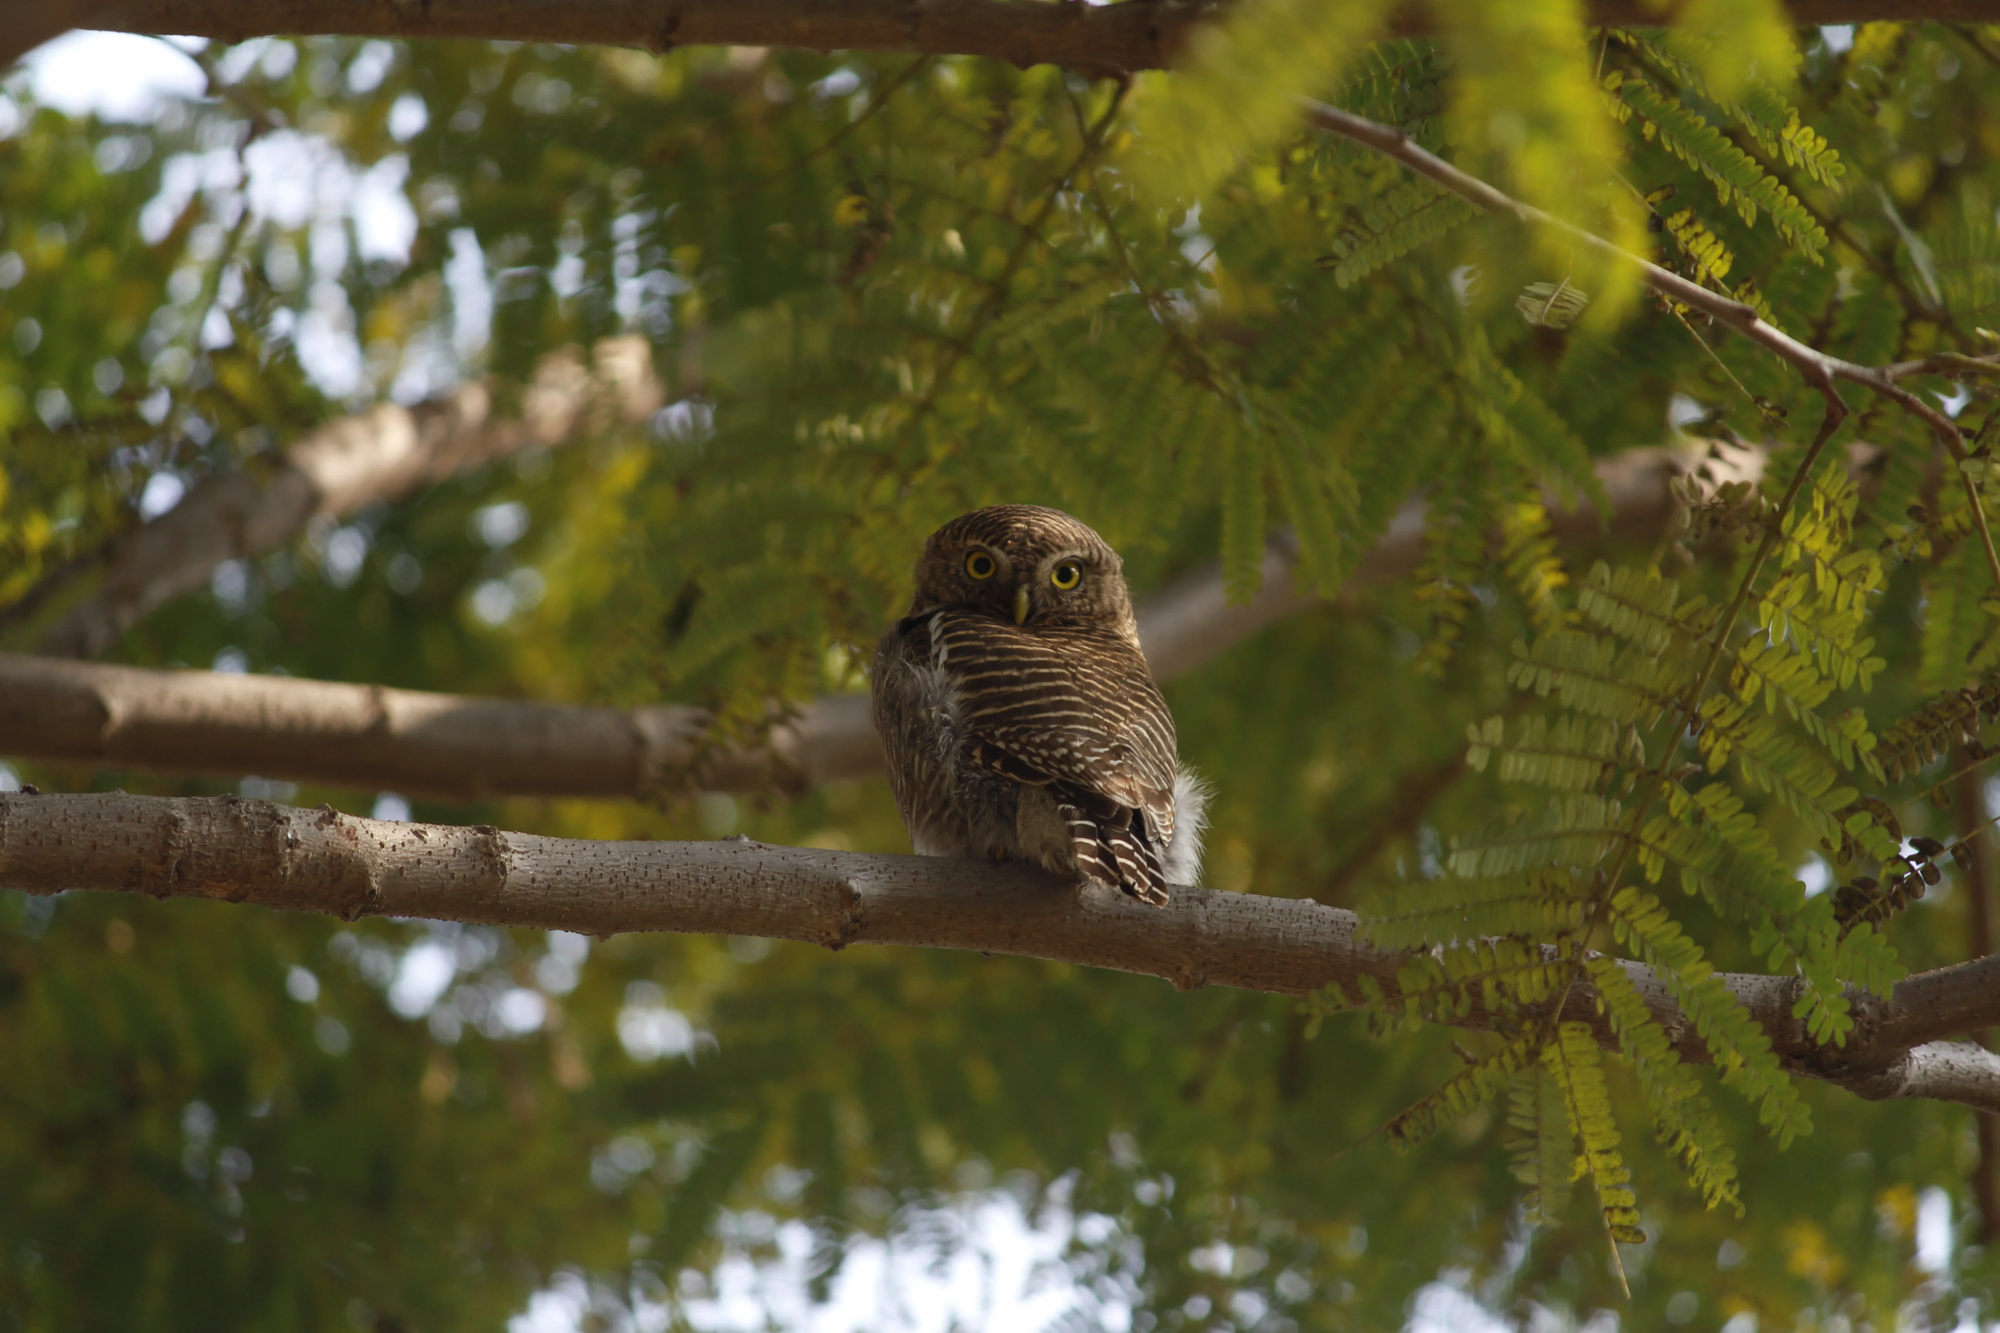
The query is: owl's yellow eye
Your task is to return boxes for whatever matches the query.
[965,551,997,580]
[1050,561,1082,591]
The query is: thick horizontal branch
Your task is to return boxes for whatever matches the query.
[22,338,661,661]
[34,0,2000,78]
[0,443,1712,801]
[3,790,1996,1113]
[6,0,122,74]
[0,651,867,802]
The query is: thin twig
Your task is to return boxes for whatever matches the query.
[726,57,935,203]
[1301,100,2000,603]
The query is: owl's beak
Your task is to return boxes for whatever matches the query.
[1012,584,1031,626]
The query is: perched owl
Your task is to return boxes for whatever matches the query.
[871,505,1208,905]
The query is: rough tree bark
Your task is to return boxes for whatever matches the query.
[25,337,662,661]
[0,442,1721,802]
[25,0,2000,78]
[3,789,1996,1113]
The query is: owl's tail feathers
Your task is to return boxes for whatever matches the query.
[1059,802,1169,907]
[1163,767,1214,888]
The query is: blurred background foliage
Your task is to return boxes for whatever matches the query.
[0,5,1997,1330]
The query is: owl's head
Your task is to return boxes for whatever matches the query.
[910,505,1135,636]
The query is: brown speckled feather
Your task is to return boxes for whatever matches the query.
[932,610,1179,903]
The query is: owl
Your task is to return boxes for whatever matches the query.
[871,505,1208,906]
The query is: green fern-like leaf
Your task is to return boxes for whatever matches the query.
[1447,792,1627,879]
[986,274,1131,350]
[1727,633,1879,776]
[1757,568,1886,693]
[1608,72,1828,261]
[1398,935,1573,1018]
[1779,462,1881,608]
[1660,206,1742,293]
[1750,892,1905,1046]
[1654,784,1903,1044]
[1930,198,2000,320]
[1339,37,1450,140]
[1387,1034,1538,1151]
[1824,272,1907,369]
[1460,339,1606,513]
[1362,868,1591,949]
[1410,462,1492,677]
[1695,693,1853,842]
[1509,628,1697,730]
[1256,389,1357,597]
[1920,537,2000,694]
[1219,402,1268,603]
[1660,783,1801,907]
[1508,1063,1578,1226]
[1613,29,1843,187]
[1119,368,1226,547]
[1637,782,1877,1051]
[1546,1021,1646,1245]
[1587,956,1743,1215]
[1469,710,1625,792]
[1609,886,1811,1146]
[1577,560,1708,657]
[1321,179,1480,288]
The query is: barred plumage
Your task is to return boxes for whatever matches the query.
[871,505,1208,906]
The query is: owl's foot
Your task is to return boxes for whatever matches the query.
[1076,869,1170,908]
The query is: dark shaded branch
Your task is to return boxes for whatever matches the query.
[0,443,1712,801]
[2,789,1996,1112]
[0,0,120,70]
[37,0,2000,79]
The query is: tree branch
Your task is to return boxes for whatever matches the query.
[1953,753,2000,1239]
[32,0,2000,79]
[0,0,121,71]
[3,789,1995,1113]
[0,443,1714,801]
[15,337,663,660]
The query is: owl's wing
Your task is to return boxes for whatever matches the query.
[930,611,1180,901]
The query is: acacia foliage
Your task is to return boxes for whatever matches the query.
[1,9,1999,1331]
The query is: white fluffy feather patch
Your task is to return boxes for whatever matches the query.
[1163,767,1213,888]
